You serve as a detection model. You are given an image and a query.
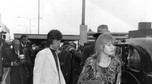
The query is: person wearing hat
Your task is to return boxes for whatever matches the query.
[80,24,110,70]
[93,25,110,39]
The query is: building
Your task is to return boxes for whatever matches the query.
[14,31,128,45]
[129,22,152,38]
[87,31,128,42]
[14,33,80,45]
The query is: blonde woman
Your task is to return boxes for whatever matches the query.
[77,34,121,84]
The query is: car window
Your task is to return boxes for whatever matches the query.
[137,46,152,73]
[128,48,141,71]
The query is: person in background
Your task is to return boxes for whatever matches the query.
[39,41,46,50]
[32,41,47,65]
[20,35,33,84]
[3,39,31,84]
[77,34,121,84]
[0,39,11,82]
[20,34,29,49]
[69,42,82,84]
[59,41,70,68]
[33,29,65,84]
[80,25,110,70]
[59,42,81,84]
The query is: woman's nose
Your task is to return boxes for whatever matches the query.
[111,45,116,50]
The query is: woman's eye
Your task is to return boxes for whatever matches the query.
[107,44,111,46]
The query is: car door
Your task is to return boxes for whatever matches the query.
[136,45,152,84]
[120,44,141,84]
[118,44,152,84]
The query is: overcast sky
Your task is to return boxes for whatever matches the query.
[0,0,152,36]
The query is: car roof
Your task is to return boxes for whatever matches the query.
[125,37,152,61]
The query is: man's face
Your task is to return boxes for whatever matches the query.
[13,44,20,51]
[52,39,61,50]
[13,41,20,51]
[21,37,28,45]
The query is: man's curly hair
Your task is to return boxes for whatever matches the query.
[46,29,62,46]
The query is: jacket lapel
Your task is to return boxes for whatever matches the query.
[46,48,58,74]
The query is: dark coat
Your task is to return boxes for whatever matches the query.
[59,49,81,84]
[20,43,33,84]
[71,50,81,84]
[2,48,31,84]
[80,43,95,66]
[59,50,72,84]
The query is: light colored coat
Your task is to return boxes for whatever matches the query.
[33,48,66,84]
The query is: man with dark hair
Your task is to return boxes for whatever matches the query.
[33,29,66,84]
[20,34,33,84]
[20,34,29,48]
[46,30,62,47]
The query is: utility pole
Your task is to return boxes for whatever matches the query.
[82,0,86,25]
[29,18,31,34]
[18,16,32,34]
[80,0,88,46]
[38,0,40,34]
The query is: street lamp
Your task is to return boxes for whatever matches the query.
[17,25,29,33]
[38,0,40,34]
[18,16,32,34]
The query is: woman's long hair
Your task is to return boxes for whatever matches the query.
[92,33,116,63]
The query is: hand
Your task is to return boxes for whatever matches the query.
[13,61,19,66]
[19,54,25,59]
[20,59,26,63]
[69,47,75,51]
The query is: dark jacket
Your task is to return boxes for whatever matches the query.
[3,48,31,84]
[20,43,33,84]
[80,43,95,66]
[59,49,81,84]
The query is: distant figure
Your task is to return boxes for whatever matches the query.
[33,29,66,84]
[59,41,70,67]
[32,41,46,66]
[39,41,46,50]
[80,24,110,67]
[20,34,29,49]
[0,39,9,82]
[20,34,33,84]
[59,42,81,84]
[3,39,31,84]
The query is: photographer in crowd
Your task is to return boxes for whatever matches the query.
[59,41,81,84]
[2,39,31,84]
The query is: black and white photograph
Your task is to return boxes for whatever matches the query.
[0,0,152,84]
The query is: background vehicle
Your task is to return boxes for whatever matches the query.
[117,38,152,84]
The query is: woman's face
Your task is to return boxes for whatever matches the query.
[103,42,116,56]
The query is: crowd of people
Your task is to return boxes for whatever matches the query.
[0,24,122,84]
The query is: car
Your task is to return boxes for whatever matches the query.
[116,37,152,84]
